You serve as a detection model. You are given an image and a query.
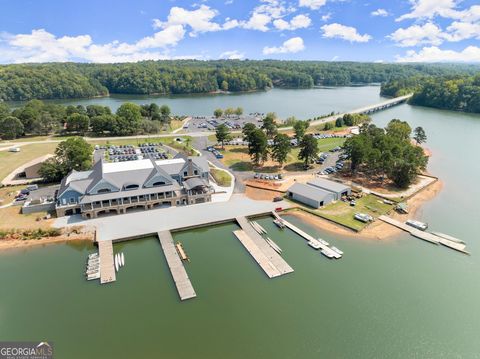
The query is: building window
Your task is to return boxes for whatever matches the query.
[97,188,111,194]
[152,181,165,187]
[69,198,76,204]
[124,184,139,190]
[194,170,198,175]
[183,171,188,177]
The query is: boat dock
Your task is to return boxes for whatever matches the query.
[158,231,197,301]
[272,211,341,258]
[98,240,116,284]
[378,215,469,254]
[235,217,294,278]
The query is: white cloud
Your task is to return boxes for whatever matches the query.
[396,1,480,22]
[219,50,245,59]
[371,9,389,17]
[321,13,331,21]
[389,21,480,47]
[321,23,371,42]
[242,0,295,32]
[389,23,443,47]
[444,21,480,41]
[243,12,272,31]
[273,14,311,30]
[299,0,326,10]
[152,5,236,37]
[396,45,480,62]
[0,27,189,63]
[396,0,459,21]
[263,36,305,54]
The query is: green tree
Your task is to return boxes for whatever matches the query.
[214,108,223,118]
[271,133,291,167]
[235,107,243,116]
[215,124,232,149]
[86,105,111,118]
[91,114,116,135]
[224,107,235,116]
[413,126,427,145]
[242,123,257,142]
[323,122,334,130]
[386,119,412,142]
[66,113,90,135]
[40,137,92,182]
[262,113,278,138]
[298,134,318,168]
[0,116,24,139]
[248,129,269,166]
[335,117,344,127]
[293,120,309,141]
[115,103,142,135]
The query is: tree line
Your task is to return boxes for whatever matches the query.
[1,60,478,101]
[0,100,175,140]
[381,74,480,114]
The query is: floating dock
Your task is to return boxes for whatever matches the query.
[158,231,197,301]
[271,211,341,258]
[378,215,469,254]
[235,217,293,277]
[98,240,116,284]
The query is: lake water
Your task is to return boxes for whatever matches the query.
[2,87,480,358]
[13,86,384,120]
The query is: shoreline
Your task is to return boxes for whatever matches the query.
[286,179,443,240]
[0,227,95,251]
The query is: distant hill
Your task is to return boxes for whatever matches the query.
[1,60,478,101]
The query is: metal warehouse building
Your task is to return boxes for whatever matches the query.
[287,183,335,208]
[307,178,351,201]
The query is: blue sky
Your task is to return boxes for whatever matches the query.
[0,0,479,63]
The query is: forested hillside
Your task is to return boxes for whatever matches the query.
[381,74,480,113]
[1,60,478,101]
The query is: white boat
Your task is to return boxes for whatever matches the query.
[256,222,267,234]
[321,249,335,258]
[85,269,99,276]
[87,272,100,280]
[406,219,428,231]
[87,264,99,270]
[120,252,125,267]
[308,241,321,250]
[88,253,99,259]
[431,232,464,244]
[317,238,330,246]
[354,213,373,223]
[273,219,285,229]
[265,237,282,254]
[331,246,344,255]
[114,255,119,272]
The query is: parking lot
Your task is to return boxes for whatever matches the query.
[94,143,170,163]
[184,114,264,132]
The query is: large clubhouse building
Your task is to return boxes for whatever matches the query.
[56,154,212,218]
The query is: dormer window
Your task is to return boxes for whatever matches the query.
[152,181,166,187]
[97,188,111,193]
[124,184,139,190]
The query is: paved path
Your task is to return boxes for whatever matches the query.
[55,195,290,242]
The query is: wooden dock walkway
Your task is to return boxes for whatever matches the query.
[98,240,116,284]
[272,212,340,258]
[235,217,294,277]
[378,215,468,254]
[158,231,197,301]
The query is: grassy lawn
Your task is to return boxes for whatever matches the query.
[210,168,232,187]
[0,143,58,182]
[310,194,394,231]
[219,137,346,173]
